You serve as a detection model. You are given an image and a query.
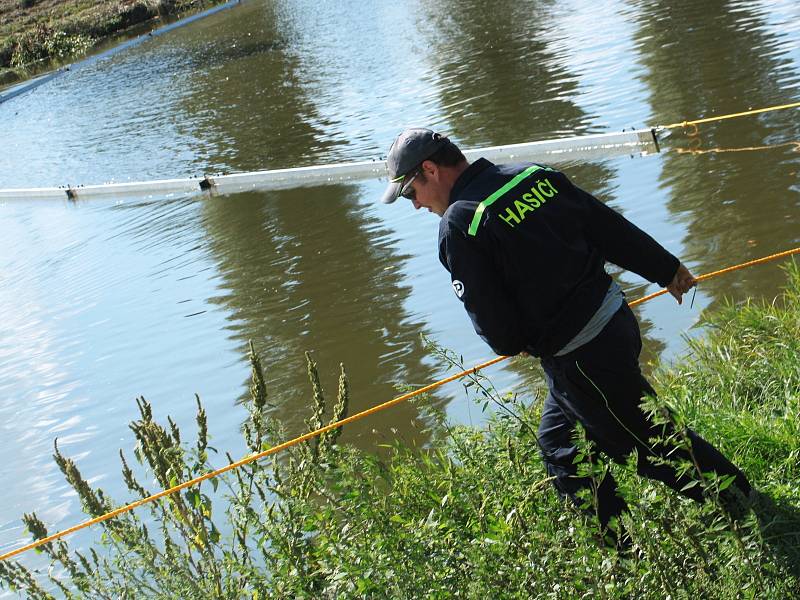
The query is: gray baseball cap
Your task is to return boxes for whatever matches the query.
[380,128,449,204]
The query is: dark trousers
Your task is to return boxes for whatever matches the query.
[537,303,751,528]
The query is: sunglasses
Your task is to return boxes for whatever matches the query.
[399,169,420,200]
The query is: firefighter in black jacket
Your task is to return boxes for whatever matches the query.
[380,127,751,544]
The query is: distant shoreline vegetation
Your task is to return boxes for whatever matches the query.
[1,262,799,598]
[0,0,228,87]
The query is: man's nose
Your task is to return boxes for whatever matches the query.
[412,198,422,210]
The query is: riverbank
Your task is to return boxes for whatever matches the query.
[0,0,226,87]
[2,263,799,598]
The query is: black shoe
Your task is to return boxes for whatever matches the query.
[600,520,633,555]
[718,484,754,522]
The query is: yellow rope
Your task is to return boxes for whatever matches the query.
[2,247,799,563]
[629,247,800,307]
[660,100,800,130]
[674,141,800,156]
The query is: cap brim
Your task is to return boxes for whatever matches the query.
[380,179,403,204]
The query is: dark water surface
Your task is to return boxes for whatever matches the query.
[1,0,799,571]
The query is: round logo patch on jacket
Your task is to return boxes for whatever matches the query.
[452,280,465,298]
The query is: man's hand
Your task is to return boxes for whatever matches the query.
[667,263,696,304]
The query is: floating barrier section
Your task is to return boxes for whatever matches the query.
[0,129,659,202]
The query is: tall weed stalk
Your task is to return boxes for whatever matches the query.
[2,263,799,598]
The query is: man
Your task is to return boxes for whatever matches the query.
[380,127,751,545]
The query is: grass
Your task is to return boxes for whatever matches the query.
[0,0,224,86]
[1,262,799,598]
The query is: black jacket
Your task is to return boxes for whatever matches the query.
[438,158,679,357]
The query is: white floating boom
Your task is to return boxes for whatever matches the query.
[0,129,659,201]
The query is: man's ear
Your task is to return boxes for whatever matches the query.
[420,159,438,179]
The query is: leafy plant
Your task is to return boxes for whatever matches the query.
[10,25,93,69]
[2,264,799,598]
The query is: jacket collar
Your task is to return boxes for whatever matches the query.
[449,158,494,206]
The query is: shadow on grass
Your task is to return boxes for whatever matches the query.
[752,491,800,579]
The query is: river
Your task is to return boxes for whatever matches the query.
[0,0,798,578]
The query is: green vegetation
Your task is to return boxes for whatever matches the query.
[1,263,799,598]
[0,0,224,86]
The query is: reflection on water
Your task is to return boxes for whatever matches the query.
[421,0,596,144]
[0,0,798,576]
[634,0,800,306]
[201,186,440,437]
